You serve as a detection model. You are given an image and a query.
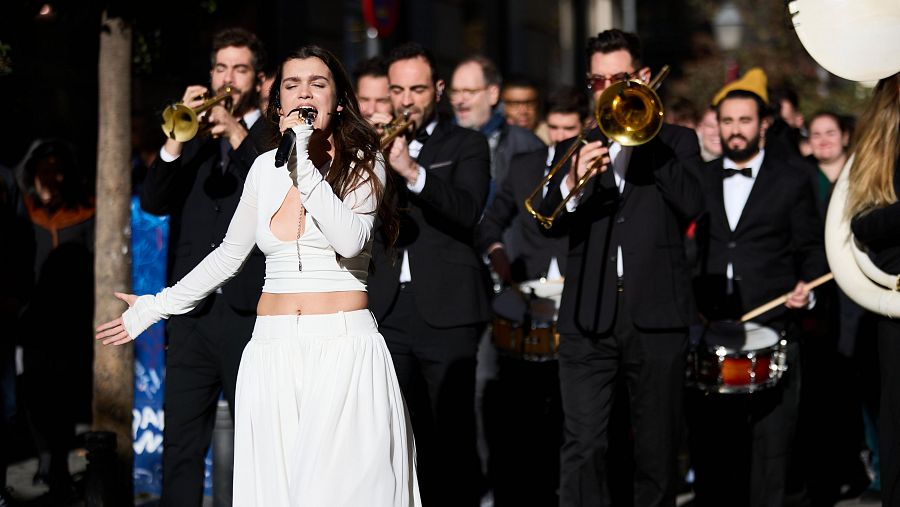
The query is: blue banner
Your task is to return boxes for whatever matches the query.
[130,197,213,497]
[131,196,168,495]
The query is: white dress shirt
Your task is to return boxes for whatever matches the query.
[722,149,764,294]
[722,149,764,231]
[561,141,631,277]
[399,119,438,283]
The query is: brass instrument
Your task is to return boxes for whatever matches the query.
[379,110,414,150]
[524,66,669,229]
[160,86,235,142]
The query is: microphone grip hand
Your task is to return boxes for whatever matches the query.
[275,129,296,167]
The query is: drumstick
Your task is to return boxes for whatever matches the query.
[740,272,834,323]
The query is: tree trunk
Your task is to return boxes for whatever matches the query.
[93,10,133,504]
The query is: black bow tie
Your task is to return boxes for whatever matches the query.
[722,167,752,178]
[414,128,431,144]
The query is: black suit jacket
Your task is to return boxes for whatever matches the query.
[368,116,492,327]
[694,154,826,324]
[141,117,277,315]
[477,146,568,282]
[539,124,703,336]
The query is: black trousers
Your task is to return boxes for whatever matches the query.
[878,317,900,506]
[484,357,563,507]
[687,341,801,507]
[558,292,687,507]
[160,294,253,507]
[379,283,483,507]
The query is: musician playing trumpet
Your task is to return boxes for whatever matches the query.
[139,28,277,504]
[537,29,703,507]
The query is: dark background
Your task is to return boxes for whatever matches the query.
[0,0,866,178]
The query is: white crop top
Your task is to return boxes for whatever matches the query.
[122,126,385,339]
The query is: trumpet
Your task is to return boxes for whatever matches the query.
[524,66,669,229]
[160,86,235,142]
[379,110,414,150]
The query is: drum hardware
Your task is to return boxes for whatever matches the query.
[491,278,564,361]
[686,321,788,394]
[524,66,670,229]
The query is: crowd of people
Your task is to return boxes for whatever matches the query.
[1,22,899,507]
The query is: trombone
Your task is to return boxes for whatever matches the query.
[160,86,235,142]
[524,66,670,229]
[379,110,414,150]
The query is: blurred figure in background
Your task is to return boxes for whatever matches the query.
[767,86,806,160]
[801,110,880,504]
[17,139,95,504]
[353,56,394,136]
[696,107,722,162]
[666,96,700,129]
[257,69,276,115]
[500,76,550,145]
[0,160,32,506]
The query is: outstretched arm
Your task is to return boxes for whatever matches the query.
[96,161,262,344]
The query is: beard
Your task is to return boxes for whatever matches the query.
[223,84,260,117]
[720,132,761,162]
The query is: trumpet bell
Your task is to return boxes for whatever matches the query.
[161,103,200,142]
[159,85,234,142]
[596,80,664,146]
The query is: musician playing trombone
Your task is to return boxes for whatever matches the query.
[139,28,277,506]
[535,29,703,507]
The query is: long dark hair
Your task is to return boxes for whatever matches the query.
[266,45,399,250]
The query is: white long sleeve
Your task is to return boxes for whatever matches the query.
[122,130,385,339]
[292,144,384,259]
[121,165,260,339]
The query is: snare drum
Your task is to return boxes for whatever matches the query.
[491,278,563,361]
[685,321,788,394]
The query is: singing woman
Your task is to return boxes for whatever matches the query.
[95,45,420,506]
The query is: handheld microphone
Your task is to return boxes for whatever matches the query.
[275,107,317,167]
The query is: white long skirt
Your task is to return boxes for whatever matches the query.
[233,310,421,506]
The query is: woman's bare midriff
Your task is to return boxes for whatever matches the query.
[257,291,368,316]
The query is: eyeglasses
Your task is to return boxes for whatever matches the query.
[585,72,636,91]
[448,87,487,99]
[503,99,539,109]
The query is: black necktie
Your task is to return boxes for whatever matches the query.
[722,167,752,178]
[219,137,231,172]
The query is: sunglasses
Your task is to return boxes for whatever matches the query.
[585,72,637,91]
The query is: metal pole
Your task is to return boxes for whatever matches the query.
[212,400,235,507]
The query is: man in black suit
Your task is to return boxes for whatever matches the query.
[538,29,703,507]
[475,87,587,506]
[140,28,276,506]
[689,74,826,507]
[367,42,491,507]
